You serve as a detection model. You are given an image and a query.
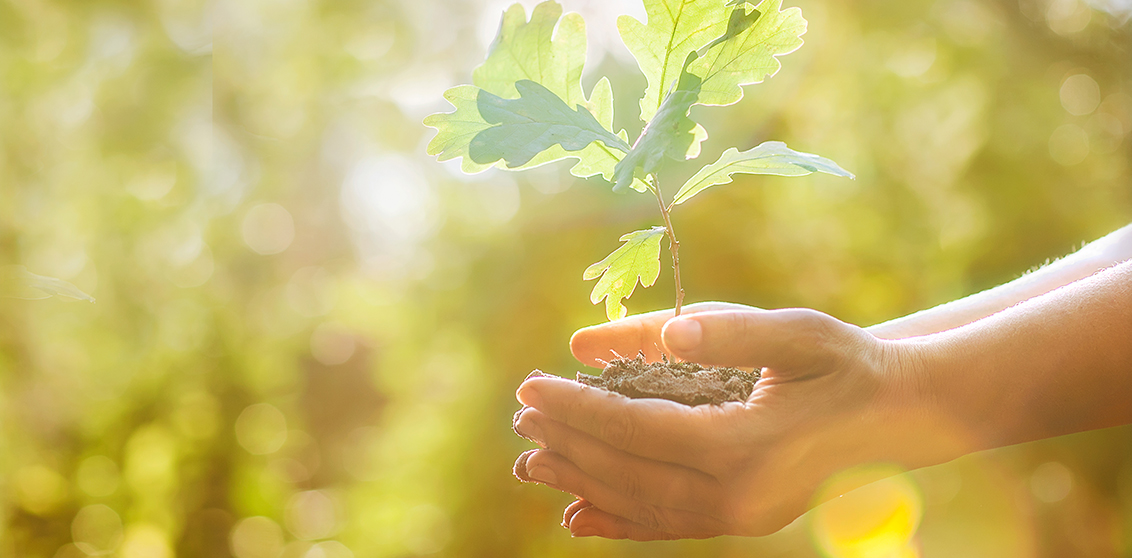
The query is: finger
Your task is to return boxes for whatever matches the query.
[562,499,591,529]
[568,505,683,541]
[516,376,721,469]
[512,405,544,448]
[513,449,539,483]
[525,449,726,537]
[515,407,723,514]
[661,308,866,373]
[571,302,753,368]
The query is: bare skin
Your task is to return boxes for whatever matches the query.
[512,224,1132,540]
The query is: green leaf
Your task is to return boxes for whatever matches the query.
[672,141,854,205]
[584,227,667,321]
[474,1,586,106]
[687,0,807,108]
[702,5,763,52]
[423,85,495,174]
[618,0,730,122]
[469,80,631,168]
[424,1,643,187]
[1,265,95,302]
[613,53,706,193]
[424,80,634,181]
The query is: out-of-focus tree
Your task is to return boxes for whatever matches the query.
[0,0,1128,556]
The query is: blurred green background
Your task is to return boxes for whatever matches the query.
[1,0,1130,556]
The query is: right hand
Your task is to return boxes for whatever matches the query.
[513,302,954,540]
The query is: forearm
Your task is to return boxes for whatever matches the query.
[915,260,1132,451]
[869,223,1132,339]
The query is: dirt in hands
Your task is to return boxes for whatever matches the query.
[512,356,758,483]
[574,354,760,406]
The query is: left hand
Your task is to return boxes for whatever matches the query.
[512,304,950,540]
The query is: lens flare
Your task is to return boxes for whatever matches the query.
[810,464,924,558]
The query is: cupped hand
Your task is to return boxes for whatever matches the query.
[512,303,955,540]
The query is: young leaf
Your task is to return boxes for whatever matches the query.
[474,1,587,107]
[701,5,763,54]
[672,141,854,205]
[613,53,705,193]
[424,1,641,186]
[618,0,729,122]
[1,265,95,302]
[584,227,667,321]
[469,80,631,168]
[424,85,496,174]
[564,77,641,183]
[687,0,807,108]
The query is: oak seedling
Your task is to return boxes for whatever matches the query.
[425,0,853,321]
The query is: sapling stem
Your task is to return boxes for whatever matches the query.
[650,174,685,316]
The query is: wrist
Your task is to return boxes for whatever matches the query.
[875,335,987,465]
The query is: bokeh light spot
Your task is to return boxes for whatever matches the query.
[1047,0,1092,34]
[339,154,438,277]
[230,516,285,558]
[1060,73,1101,116]
[242,203,296,255]
[16,465,69,516]
[72,504,124,555]
[304,540,355,558]
[1088,112,1126,154]
[1030,461,1073,503]
[124,426,177,492]
[127,158,178,201]
[52,544,87,558]
[235,403,289,455]
[170,244,215,288]
[119,524,173,558]
[810,464,924,558]
[1098,92,1132,134]
[886,37,936,78]
[286,490,339,541]
[1048,124,1091,165]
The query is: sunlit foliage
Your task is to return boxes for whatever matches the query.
[0,0,1129,556]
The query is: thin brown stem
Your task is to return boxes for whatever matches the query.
[649,174,684,316]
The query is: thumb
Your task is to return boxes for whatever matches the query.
[660,308,863,372]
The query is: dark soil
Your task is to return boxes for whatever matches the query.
[575,354,760,406]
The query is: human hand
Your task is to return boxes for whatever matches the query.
[512,303,956,540]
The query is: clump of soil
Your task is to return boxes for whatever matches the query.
[575,354,759,406]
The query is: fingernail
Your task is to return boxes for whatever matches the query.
[664,318,703,353]
[513,449,538,483]
[516,385,543,409]
[511,407,528,437]
[563,500,591,529]
[527,465,558,485]
[513,412,545,446]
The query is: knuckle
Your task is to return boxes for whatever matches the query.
[615,469,645,502]
[631,504,667,532]
[598,411,638,450]
[794,308,837,339]
[561,390,588,421]
[786,309,843,362]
